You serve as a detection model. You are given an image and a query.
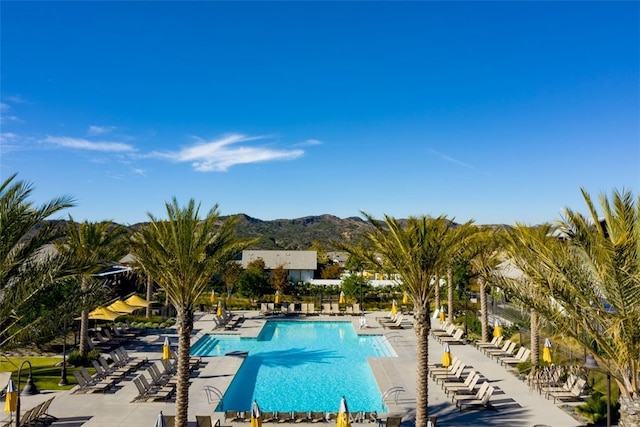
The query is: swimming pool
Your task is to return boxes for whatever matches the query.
[191,320,397,413]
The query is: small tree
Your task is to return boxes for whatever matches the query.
[321,262,343,279]
[341,273,369,301]
[269,264,290,294]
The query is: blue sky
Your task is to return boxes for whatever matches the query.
[1,1,638,226]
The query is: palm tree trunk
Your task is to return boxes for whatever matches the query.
[447,267,453,323]
[479,276,488,342]
[414,303,430,427]
[79,277,89,357]
[619,395,640,427]
[530,309,539,366]
[146,276,153,319]
[175,306,194,427]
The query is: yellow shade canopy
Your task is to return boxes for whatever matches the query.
[337,396,351,427]
[442,343,452,367]
[84,307,122,321]
[125,295,151,308]
[250,400,262,427]
[107,300,139,314]
[4,379,17,413]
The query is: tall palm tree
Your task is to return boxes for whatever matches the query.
[467,227,502,342]
[56,218,130,356]
[499,189,640,427]
[0,173,74,347]
[131,198,251,427]
[341,214,475,427]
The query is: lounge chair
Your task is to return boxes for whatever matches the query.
[444,372,483,400]
[322,303,331,315]
[437,329,465,344]
[433,363,466,384]
[196,415,214,427]
[307,303,315,315]
[486,341,516,359]
[133,375,173,402]
[164,415,176,427]
[500,347,531,367]
[475,335,503,350]
[441,369,477,390]
[457,386,495,411]
[383,314,405,329]
[262,412,278,423]
[385,416,402,427]
[548,378,587,403]
[542,373,577,396]
[352,303,361,315]
[453,381,490,406]
[72,371,112,393]
[294,412,310,422]
[225,410,244,422]
[431,324,456,339]
[309,412,326,423]
[277,412,295,423]
[430,359,461,378]
[482,339,512,356]
[330,303,340,315]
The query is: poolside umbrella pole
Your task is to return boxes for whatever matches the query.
[251,399,262,427]
[337,396,351,427]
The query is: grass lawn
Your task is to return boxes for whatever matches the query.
[0,356,92,391]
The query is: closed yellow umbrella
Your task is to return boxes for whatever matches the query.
[402,293,408,304]
[336,396,351,427]
[542,338,552,363]
[4,378,17,413]
[210,290,216,304]
[442,343,452,367]
[493,320,503,338]
[339,291,346,304]
[162,336,171,361]
[216,301,223,317]
[391,299,398,315]
[274,291,280,305]
[250,400,262,427]
[438,306,446,322]
[107,300,139,314]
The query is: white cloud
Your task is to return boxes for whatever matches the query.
[427,148,473,169]
[45,136,136,153]
[87,125,116,136]
[0,103,9,111]
[153,133,305,172]
[296,139,323,147]
[132,168,147,176]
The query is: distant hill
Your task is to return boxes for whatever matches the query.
[38,215,509,252]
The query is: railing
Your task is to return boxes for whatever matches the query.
[381,386,406,409]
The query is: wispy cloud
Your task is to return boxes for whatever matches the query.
[45,136,136,153]
[427,148,473,169]
[6,95,27,104]
[0,103,22,123]
[87,125,117,136]
[152,133,305,172]
[295,139,323,147]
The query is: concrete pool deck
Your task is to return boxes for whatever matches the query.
[1,311,586,426]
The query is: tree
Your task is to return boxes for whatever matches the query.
[237,267,270,299]
[341,273,369,301]
[321,262,343,279]
[499,189,640,427]
[56,218,130,356]
[222,261,243,297]
[0,174,75,348]
[341,214,475,427]
[269,264,290,293]
[131,198,250,427]
[467,227,502,342]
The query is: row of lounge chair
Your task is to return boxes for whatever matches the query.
[133,360,177,402]
[1,396,56,427]
[475,337,531,367]
[375,313,406,329]
[213,310,244,330]
[224,410,379,423]
[429,356,496,411]
[260,303,364,316]
[430,323,466,345]
[72,348,147,394]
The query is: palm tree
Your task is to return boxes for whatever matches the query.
[499,189,640,427]
[0,173,74,347]
[131,198,251,427]
[341,214,475,427]
[56,218,130,356]
[467,227,502,342]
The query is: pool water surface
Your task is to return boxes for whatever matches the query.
[190,320,396,413]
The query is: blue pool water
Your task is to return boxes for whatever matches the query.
[191,320,396,413]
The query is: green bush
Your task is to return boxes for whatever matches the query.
[67,349,100,367]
